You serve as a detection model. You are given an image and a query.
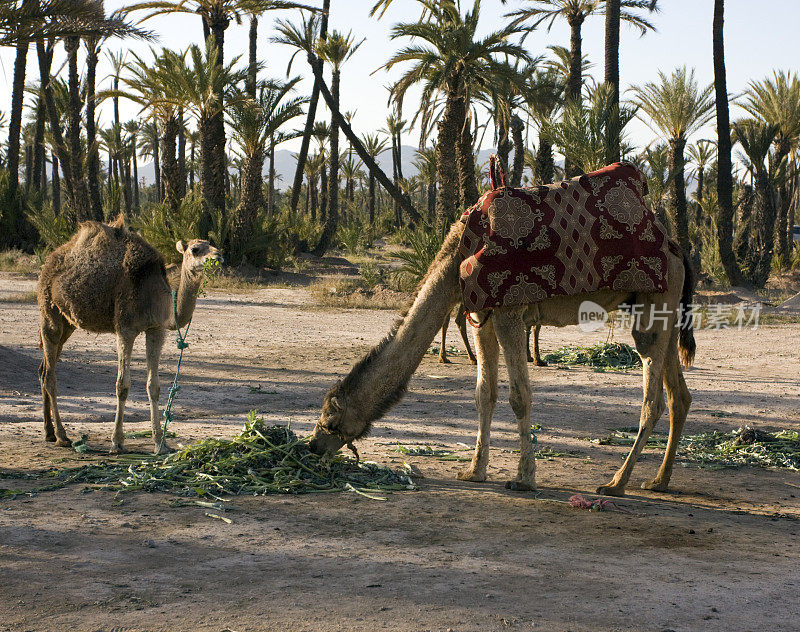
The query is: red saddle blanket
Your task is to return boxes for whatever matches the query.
[458,162,672,313]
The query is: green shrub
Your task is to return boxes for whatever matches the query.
[26,201,74,256]
[133,192,203,263]
[359,261,385,288]
[337,222,363,255]
[390,222,447,291]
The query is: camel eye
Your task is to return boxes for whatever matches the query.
[191,246,200,255]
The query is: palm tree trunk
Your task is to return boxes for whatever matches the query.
[38,41,74,210]
[510,113,525,187]
[248,15,258,98]
[290,0,330,217]
[535,135,555,185]
[268,135,275,215]
[436,88,463,228]
[314,68,341,257]
[31,98,45,192]
[178,108,187,199]
[751,170,779,286]
[85,42,103,220]
[65,36,91,220]
[668,138,691,259]
[132,139,140,211]
[427,181,436,222]
[52,152,61,214]
[566,14,585,177]
[604,0,621,164]
[7,6,31,194]
[320,162,328,223]
[234,147,265,262]
[153,133,161,204]
[458,114,479,207]
[496,117,511,176]
[199,114,226,238]
[310,174,318,221]
[189,139,195,189]
[713,0,745,286]
[368,173,376,225]
[161,115,180,214]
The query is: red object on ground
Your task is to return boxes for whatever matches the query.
[458,162,674,313]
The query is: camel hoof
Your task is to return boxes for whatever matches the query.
[438,356,451,364]
[469,359,477,366]
[596,484,626,497]
[55,438,72,448]
[534,360,548,367]
[456,469,486,482]
[109,444,126,455]
[44,434,57,443]
[505,480,536,492]
[641,479,669,492]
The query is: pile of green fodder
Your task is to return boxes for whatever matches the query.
[595,426,800,472]
[543,342,642,371]
[681,427,800,471]
[0,413,415,499]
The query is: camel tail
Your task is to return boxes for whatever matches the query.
[678,251,696,369]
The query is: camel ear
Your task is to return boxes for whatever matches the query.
[176,240,187,254]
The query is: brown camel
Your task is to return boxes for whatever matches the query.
[37,217,219,454]
[310,168,695,497]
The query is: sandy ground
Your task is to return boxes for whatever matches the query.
[1,271,800,632]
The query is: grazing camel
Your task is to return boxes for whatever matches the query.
[310,162,695,497]
[37,217,219,454]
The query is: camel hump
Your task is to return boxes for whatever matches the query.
[108,214,125,229]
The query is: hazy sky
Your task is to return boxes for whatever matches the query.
[2,0,799,161]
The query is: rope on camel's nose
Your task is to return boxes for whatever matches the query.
[159,289,191,452]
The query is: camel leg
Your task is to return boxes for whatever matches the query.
[457,317,499,483]
[597,307,669,497]
[110,331,136,454]
[145,327,169,454]
[438,309,451,363]
[531,325,546,366]
[642,336,691,491]
[493,309,536,491]
[455,307,477,365]
[39,319,74,446]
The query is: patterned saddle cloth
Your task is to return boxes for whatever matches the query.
[458,162,673,313]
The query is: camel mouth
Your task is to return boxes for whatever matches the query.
[308,426,347,456]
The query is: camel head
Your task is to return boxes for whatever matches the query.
[176,239,221,273]
[308,386,368,456]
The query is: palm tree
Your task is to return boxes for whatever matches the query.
[603,0,658,162]
[413,144,438,222]
[137,120,160,204]
[227,77,306,262]
[547,82,636,174]
[123,120,141,211]
[303,150,324,220]
[273,2,330,218]
[186,128,200,190]
[733,120,780,287]
[521,66,563,184]
[383,0,529,226]
[713,0,745,285]
[741,71,800,263]
[311,121,329,221]
[153,42,246,236]
[312,30,363,257]
[2,0,117,194]
[361,133,389,225]
[633,67,714,258]
[687,139,715,205]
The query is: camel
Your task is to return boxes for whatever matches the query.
[37,217,220,454]
[310,163,695,497]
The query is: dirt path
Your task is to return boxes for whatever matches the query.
[1,274,799,632]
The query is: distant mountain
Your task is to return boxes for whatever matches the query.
[136,145,499,189]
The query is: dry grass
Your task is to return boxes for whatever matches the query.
[2,291,38,304]
[308,278,410,311]
[0,250,39,275]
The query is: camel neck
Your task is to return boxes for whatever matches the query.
[342,222,464,423]
[173,267,202,329]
